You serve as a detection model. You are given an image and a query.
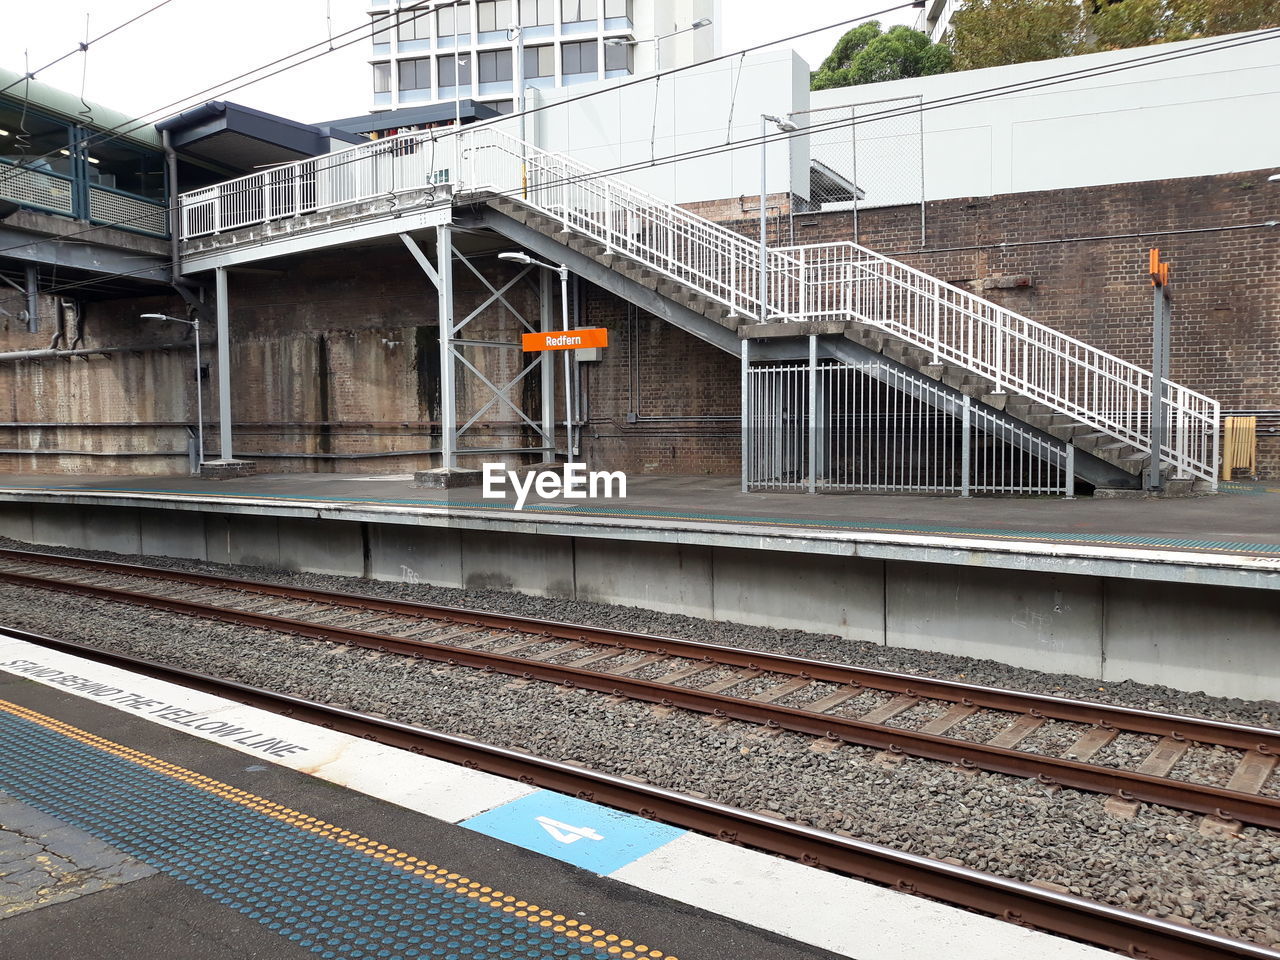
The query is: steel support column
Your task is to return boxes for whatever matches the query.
[1148,284,1170,490]
[214,266,233,461]
[540,270,556,457]
[24,265,38,334]
[437,225,457,468]
[807,335,818,494]
[402,229,554,467]
[740,339,750,493]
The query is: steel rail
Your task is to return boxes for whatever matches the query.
[1,623,1275,960]
[2,548,1277,755]
[1,562,1278,830]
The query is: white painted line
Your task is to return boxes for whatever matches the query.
[611,832,1112,960]
[0,632,1119,960]
[0,634,532,823]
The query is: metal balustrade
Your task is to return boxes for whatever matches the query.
[87,185,167,237]
[772,242,1219,482]
[746,358,1073,497]
[0,161,75,217]
[177,126,1219,483]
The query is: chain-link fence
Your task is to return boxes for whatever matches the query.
[795,95,925,246]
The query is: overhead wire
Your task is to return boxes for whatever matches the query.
[0,2,921,190]
[3,24,1277,300]
[0,0,180,98]
[0,3,437,188]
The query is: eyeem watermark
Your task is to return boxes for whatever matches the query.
[482,462,626,511]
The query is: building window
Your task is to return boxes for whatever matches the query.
[398,8,430,41]
[524,45,554,78]
[561,0,596,23]
[603,0,630,18]
[478,49,513,82]
[519,0,555,26]
[603,41,632,73]
[561,39,597,75]
[373,62,391,93]
[398,57,432,92]
[437,53,473,88]
[477,0,512,32]
[437,3,471,38]
[372,13,393,46]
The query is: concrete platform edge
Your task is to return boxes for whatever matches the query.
[0,632,1109,960]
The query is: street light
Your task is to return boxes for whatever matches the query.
[759,113,798,323]
[498,252,573,458]
[605,17,712,72]
[141,312,204,472]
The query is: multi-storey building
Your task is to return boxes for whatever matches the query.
[368,0,719,114]
[914,0,958,42]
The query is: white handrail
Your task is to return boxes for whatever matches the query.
[772,241,1219,481]
[176,126,1220,482]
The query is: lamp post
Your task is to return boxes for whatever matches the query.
[499,251,572,458]
[759,113,798,323]
[605,17,711,73]
[141,312,204,472]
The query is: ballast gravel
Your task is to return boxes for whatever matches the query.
[1,540,1279,947]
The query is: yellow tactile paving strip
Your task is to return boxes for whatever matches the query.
[0,698,675,960]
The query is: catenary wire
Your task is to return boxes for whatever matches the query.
[0,0,181,99]
[0,2,922,189]
[2,26,1277,299]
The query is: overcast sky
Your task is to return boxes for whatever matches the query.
[0,1,915,126]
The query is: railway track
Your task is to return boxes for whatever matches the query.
[0,547,1277,833]
[2,621,1277,960]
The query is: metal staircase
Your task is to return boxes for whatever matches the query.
[178,125,1220,487]
[462,127,1218,486]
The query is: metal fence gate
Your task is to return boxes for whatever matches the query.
[743,356,1074,497]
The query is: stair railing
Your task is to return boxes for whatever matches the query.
[177,124,1219,482]
[463,126,811,323]
[775,242,1219,481]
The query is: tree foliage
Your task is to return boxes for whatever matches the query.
[947,0,1279,71]
[811,22,953,90]
[1089,0,1280,50]
[948,0,1086,70]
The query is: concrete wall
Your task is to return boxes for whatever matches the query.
[3,499,1274,702]
[519,47,810,205]
[809,30,1280,204]
[0,241,558,476]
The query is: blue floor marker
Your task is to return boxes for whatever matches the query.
[462,792,684,876]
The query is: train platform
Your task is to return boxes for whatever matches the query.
[0,629,1110,960]
[0,472,1275,700]
[0,471,1277,577]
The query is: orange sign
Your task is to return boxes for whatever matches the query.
[522,328,609,352]
[1148,248,1170,287]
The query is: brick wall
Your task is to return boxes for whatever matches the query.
[577,287,740,476]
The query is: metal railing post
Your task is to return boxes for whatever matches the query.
[931,296,940,364]
[740,339,750,493]
[1065,444,1075,499]
[807,335,817,495]
[1211,405,1221,492]
[960,395,972,498]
